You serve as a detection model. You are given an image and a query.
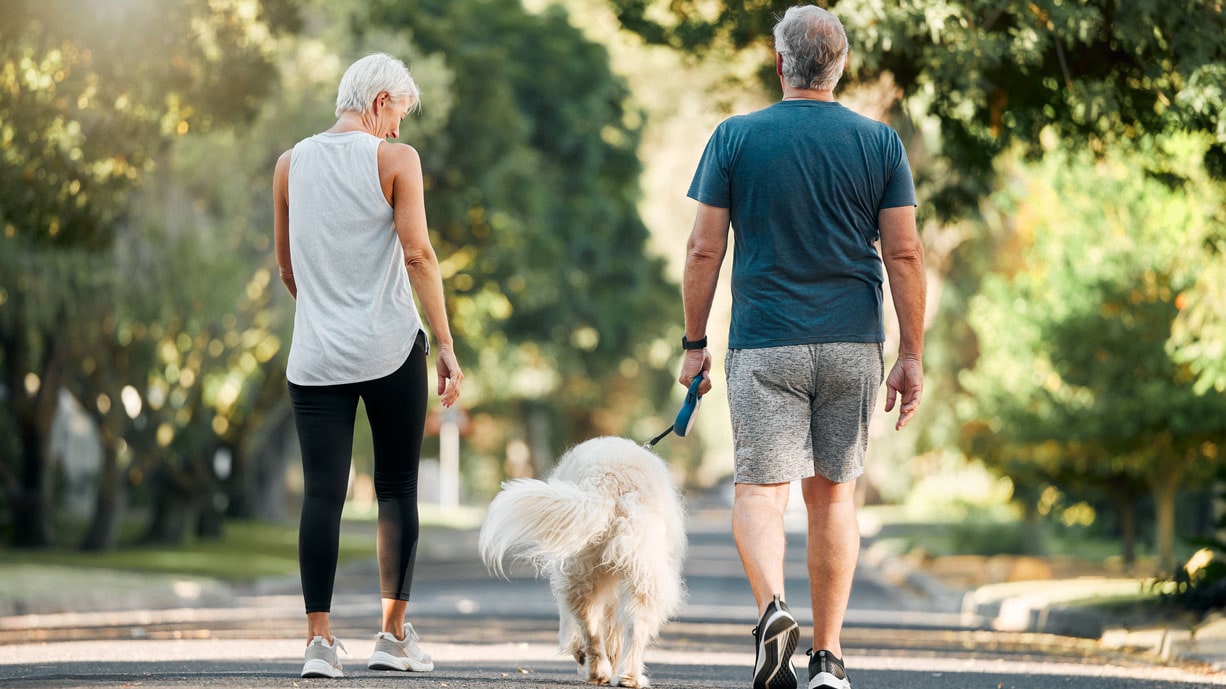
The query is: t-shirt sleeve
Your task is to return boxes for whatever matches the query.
[687,123,732,208]
[879,129,916,209]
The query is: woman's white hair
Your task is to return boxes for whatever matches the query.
[334,52,420,117]
[773,5,848,91]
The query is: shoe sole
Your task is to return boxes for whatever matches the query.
[301,658,344,678]
[753,611,800,689]
[367,650,434,672]
[808,673,850,689]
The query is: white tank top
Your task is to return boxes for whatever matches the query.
[286,131,424,385]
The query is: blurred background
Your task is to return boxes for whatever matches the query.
[1,0,1225,607]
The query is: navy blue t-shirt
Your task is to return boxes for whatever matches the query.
[687,100,916,349]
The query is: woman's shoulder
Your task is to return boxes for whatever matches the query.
[376,141,421,170]
[377,140,419,158]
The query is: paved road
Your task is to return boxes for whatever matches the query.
[2,507,1224,688]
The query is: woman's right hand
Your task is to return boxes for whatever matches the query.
[436,344,463,408]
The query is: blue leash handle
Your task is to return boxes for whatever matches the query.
[644,373,704,449]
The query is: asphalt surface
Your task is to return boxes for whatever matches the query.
[3,508,1225,688]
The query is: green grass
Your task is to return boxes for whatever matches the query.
[861,504,1186,563]
[0,505,489,612]
[0,520,374,582]
[345,502,487,530]
[0,502,487,585]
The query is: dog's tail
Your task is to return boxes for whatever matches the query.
[478,478,615,578]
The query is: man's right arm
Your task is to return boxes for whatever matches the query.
[680,202,730,395]
[879,205,925,430]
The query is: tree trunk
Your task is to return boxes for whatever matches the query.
[225,402,293,521]
[1213,479,1226,546]
[1114,492,1138,567]
[142,380,221,543]
[143,468,200,545]
[80,436,125,551]
[1152,468,1183,574]
[4,302,67,548]
[12,422,55,547]
[196,492,225,539]
[11,358,64,548]
[526,404,553,479]
[195,442,226,540]
[1015,482,1045,556]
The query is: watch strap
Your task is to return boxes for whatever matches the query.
[681,335,708,350]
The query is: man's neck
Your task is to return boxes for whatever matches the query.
[780,86,835,102]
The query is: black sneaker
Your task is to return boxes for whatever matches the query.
[752,595,800,689]
[806,648,850,689]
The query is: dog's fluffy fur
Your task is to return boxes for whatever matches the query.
[479,436,686,688]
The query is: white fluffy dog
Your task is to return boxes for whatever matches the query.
[479,436,687,688]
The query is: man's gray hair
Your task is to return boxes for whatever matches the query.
[335,53,420,117]
[773,5,848,91]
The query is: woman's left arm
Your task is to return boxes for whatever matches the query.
[387,143,462,407]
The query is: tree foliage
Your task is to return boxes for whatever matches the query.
[0,0,292,546]
[608,0,1226,219]
[958,140,1226,569]
[0,0,297,248]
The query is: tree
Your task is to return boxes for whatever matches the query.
[0,0,294,248]
[0,0,293,547]
[959,140,1226,570]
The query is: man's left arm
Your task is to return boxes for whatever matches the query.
[879,205,925,430]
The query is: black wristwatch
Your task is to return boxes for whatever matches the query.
[681,335,708,350]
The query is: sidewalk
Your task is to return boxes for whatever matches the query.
[863,539,1226,673]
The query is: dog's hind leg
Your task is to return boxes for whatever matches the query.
[557,597,586,667]
[563,566,617,685]
[603,597,623,682]
[612,586,665,689]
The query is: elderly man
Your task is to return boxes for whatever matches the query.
[678,6,925,689]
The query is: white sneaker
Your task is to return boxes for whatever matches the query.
[367,622,434,672]
[301,636,347,678]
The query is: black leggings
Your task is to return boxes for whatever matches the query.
[288,333,428,614]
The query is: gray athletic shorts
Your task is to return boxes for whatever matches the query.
[724,342,883,485]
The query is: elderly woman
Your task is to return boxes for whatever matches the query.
[272,52,463,679]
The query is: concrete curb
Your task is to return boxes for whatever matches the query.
[863,542,1226,672]
[959,578,1148,638]
[1101,613,1226,672]
[860,538,970,617]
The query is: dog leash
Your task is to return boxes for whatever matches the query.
[644,373,704,449]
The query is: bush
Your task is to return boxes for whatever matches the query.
[1160,546,1226,614]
